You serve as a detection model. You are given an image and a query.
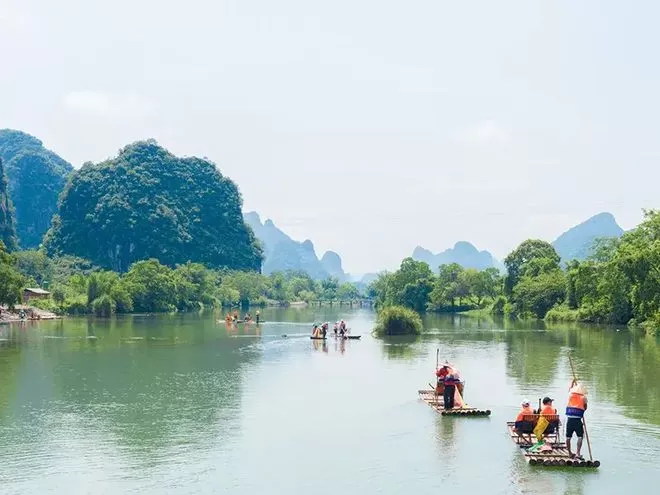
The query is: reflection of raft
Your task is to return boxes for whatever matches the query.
[418,389,491,416]
[506,421,600,468]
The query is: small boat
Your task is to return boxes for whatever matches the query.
[506,418,600,467]
[310,336,327,340]
[418,389,491,417]
[335,335,361,340]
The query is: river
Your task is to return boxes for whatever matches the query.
[1,308,659,494]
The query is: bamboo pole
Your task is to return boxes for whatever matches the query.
[435,348,439,405]
[568,353,593,462]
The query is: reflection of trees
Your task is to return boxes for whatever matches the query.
[9,314,259,461]
[561,326,660,425]
[0,328,23,416]
[504,331,563,387]
[380,335,424,360]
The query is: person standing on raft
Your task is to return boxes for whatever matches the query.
[565,380,588,460]
[436,362,463,409]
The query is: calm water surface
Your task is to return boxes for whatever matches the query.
[1,308,660,494]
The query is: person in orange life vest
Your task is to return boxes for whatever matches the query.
[540,397,558,434]
[514,399,535,442]
[565,381,588,460]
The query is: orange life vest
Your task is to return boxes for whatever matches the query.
[541,405,557,418]
[516,406,534,422]
[566,392,585,418]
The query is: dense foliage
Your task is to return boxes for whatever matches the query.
[0,241,25,308]
[15,252,364,316]
[369,258,502,313]
[373,305,423,336]
[0,158,18,251]
[370,210,660,335]
[0,129,73,248]
[45,140,262,272]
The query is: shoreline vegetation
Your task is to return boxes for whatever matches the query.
[368,210,660,336]
[0,243,367,318]
[1,136,659,335]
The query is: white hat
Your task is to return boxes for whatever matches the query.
[521,398,530,406]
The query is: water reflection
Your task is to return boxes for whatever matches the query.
[0,315,259,467]
[380,335,424,361]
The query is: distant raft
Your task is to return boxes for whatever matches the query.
[506,420,600,468]
[417,389,491,416]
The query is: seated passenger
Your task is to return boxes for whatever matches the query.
[540,396,558,434]
[514,399,536,442]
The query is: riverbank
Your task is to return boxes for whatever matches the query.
[0,305,60,323]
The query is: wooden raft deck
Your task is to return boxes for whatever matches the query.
[506,422,601,468]
[418,390,491,416]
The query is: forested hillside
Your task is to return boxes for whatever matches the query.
[45,140,262,272]
[0,129,73,248]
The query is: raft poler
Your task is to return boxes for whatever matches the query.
[435,361,464,409]
[566,381,588,461]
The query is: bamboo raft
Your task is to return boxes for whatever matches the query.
[507,420,600,468]
[418,389,491,416]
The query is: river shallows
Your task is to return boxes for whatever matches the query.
[1,308,659,494]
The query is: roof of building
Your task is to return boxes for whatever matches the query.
[24,288,50,295]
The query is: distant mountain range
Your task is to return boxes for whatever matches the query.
[245,211,626,283]
[409,212,624,275]
[412,241,502,271]
[244,212,347,281]
[551,212,624,262]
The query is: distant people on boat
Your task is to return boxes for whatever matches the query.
[244,313,251,322]
[312,324,323,338]
[566,381,588,460]
[514,398,535,442]
[321,323,328,338]
[256,311,260,324]
[333,322,339,335]
[339,320,347,336]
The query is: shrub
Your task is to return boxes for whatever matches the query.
[92,294,116,317]
[544,304,579,322]
[491,296,507,316]
[642,311,660,336]
[373,305,423,336]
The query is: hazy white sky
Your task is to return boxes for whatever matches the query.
[2,0,658,274]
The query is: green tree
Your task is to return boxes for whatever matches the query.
[504,240,560,294]
[14,249,53,286]
[0,241,24,307]
[122,259,178,312]
[429,263,465,309]
[320,277,339,301]
[337,282,360,301]
[384,258,434,310]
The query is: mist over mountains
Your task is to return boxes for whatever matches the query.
[246,210,626,284]
[243,212,347,281]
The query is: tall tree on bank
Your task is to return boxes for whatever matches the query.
[0,157,18,251]
[45,140,263,272]
[0,129,73,248]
